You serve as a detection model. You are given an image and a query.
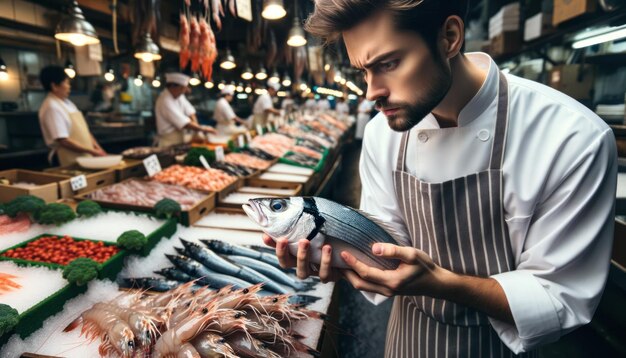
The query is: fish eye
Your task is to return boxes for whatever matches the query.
[202,307,209,314]
[272,297,278,303]
[219,338,227,343]
[270,199,287,212]
[128,341,134,348]
[243,288,249,294]
[234,312,241,318]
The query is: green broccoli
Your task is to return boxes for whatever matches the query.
[184,147,215,167]
[154,198,181,219]
[76,200,103,218]
[0,303,19,336]
[63,257,99,286]
[4,195,45,218]
[36,203,76,226]
[117,230,147,251]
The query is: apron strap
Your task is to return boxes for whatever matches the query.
[395,131,410,172]
[489,73,510,170]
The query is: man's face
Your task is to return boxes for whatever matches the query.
[51,78,71,99]
[169,85,187,98]
[343,11,452,132]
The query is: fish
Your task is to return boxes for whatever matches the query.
[179,239,292,295]
[201,239,283,270]
[225,255,316,292]
[118,277,181,292]
[165,254,256,291]
[242,197,403,270]
[154,267,195,283]
[240,147,276,161]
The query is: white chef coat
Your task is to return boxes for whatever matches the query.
[252,93,273,115]
[336,102,350,115]
[359,52,617,353]
[304,99,317,111]
[317,99,331,111]
[281,98,296,110]
[214,97,237,126]
[38,94,79,147]
[155,90,196,135]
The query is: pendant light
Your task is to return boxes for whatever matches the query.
[268,69,280,84]
[282,74,291,87]
[236,83,244,92]
[133,75,143,87]
[152,76,161,88]
[262,0,286,20]
[287,17,307,47]
[220,49,237,70]
[255,67,268,80]
[55,0,100,46]
[241,64,254,80]
[64,60,76,79]
[189,75,201,86]
[134,33,162,63]
[205,81,214,89]
[104,66,115,82]
[218,81,226,90]
[245,86,252,94]
[0,57,8,81]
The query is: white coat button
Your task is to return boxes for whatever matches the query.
[477,129,490,142]
[417,132,429,143]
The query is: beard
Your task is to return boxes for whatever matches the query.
[377,56,452,132]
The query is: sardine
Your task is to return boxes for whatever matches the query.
[243,197,403,270]
[118,277,181,292]
[180,239,292,295]
[225,254,316,292]
[154,267,195,283]
[165,254,256,290]
[201,239,283,269]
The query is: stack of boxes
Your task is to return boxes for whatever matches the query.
[489,3,522,57]
[524,0,555,42]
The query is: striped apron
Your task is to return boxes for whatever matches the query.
[386,73,535,357]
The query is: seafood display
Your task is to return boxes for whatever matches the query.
[0,273,21,293]
[249,133,295,158]
[243,197,403,270]
[283,152,322,169]
[179,1,221,81]
[86,179,208,210]
[211,161,256,177]
[1,235,119,265]
[69,281,322,357]
[224,152,273,170]
[0,214,31,236]
[153,165,237,192]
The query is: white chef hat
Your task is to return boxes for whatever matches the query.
[267,81,281,91]
[221,86,235,96]
[165,72,190,86]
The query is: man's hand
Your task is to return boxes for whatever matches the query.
[201,125,217,134]
[262,234,342,283]
[341,243,450,298]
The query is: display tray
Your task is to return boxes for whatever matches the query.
[279,147,329,173]
[44,165,116,199]
[192,208,263,232]
[111,159,147,182]
[249,172,314,195]
[216,177,244,203]
[0,169,69,203]
[74,179,216,226]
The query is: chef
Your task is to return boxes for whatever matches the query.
[38,65,107,166]
[155,72,216,148]
[317,95,331,112]
[335,96,350,116]
[303,93,317,112]
[213,86,248,136]
[266,0,617,357]
[252,82,281,127]
[355,95,374,139]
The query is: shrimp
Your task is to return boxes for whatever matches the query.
[244,294,323,329]
[190,16,201,72]
[92,302,162,350]
[191,333,238,358]
[0,273,21,292]
[179,14,190,69]
[64,307,135,358]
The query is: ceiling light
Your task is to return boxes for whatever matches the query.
[299,83,307,91]
[237,93,248,99]
[218,81,225,90]
[282,75,291,87]
[205,81,214,89]
[255,88,268,95]
[255,67,268,80]
[241,64,254,80]
[245,86,252,93]
[262,0,286,20]
[152,77,161,87]
[134,33,162,62]
[324,64,330,71]
[220,49,237,70]
[104,67,115,82]
[572,24,626,49]
[64,60,76,79]
[0,57,8,81]
[236,83,244,92]
[268,70,280,84]
[287,17,307,47]
[134,75,143,87]
[277,91,287,97]
[54,1,100,46]
[189,76,201,86]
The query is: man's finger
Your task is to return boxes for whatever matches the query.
[262,235,277,248]
[318,245,333,283]
[372,243,421,263]
[296,239,311,280]
[275,239,296,268]
[340,251,389,283]
[342,270,393,297]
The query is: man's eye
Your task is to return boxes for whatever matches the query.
[379,60,399,72]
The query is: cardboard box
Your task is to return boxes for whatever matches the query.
[525,12,554,41]
[111,159,147,182]
[489,31,522,58]
[553,0,596,26]
[0,170,69,203]
[549,64,595,100]
[44,165,116,198]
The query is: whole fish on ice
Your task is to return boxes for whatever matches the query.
[243,197,403,270]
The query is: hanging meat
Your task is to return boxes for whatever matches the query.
[189,16,201,72]
[179,14,190,69]
[199,18,217,81]
[211,0,224,31]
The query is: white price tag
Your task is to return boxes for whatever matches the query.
[245,131,253,143]
[143,154,162,177]
[70,174,87,191]
[199,155,211,170]
[237,135,245,148]
[256,124,264,135]
[215,146,225,162]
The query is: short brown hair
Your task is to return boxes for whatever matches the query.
[305,0,468,53]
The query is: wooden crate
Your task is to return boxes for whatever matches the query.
[0,170,68,203]
[44,165,116,199]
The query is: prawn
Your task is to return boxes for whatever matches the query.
[179,14,190,69]
[0,273,21,292]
